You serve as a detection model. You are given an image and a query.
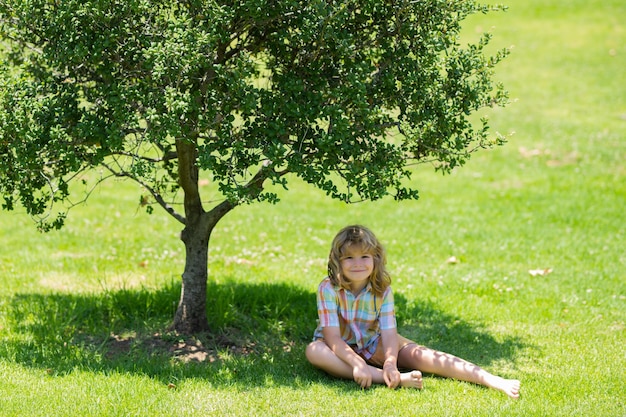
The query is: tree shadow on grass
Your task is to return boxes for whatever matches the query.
[394,295,528,373]
[0,280,528,389]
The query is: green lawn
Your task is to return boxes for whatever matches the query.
[1,0,625,415]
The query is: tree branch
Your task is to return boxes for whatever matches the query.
[109,150,178,164]
[101,162,187,225]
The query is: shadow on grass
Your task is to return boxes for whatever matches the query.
[0,280,527,389]
[394,296,528,370]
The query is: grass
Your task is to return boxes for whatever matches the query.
[1,0,625,415]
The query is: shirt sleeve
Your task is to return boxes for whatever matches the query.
[378,286,397,330]
[317,279,340,328]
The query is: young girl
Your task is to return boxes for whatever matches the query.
[305,225,521,398]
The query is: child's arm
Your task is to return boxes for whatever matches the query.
[322,326,373,389]
[380,328,402,389]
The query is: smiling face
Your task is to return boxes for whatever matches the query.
[327,225,391,296]
[339,244,374,293]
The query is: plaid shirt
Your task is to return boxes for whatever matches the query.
[313,277,396,360]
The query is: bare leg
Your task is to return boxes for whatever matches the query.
[398,344,520,398]
[305,340,422,389]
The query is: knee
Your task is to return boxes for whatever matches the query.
[305,340,324,366]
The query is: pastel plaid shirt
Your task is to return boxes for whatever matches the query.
[313,277,397,360]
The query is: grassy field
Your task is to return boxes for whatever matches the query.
[1,0,625,415]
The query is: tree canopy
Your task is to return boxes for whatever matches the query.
[0,0,509,333]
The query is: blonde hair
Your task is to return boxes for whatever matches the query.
[327,225,391,296]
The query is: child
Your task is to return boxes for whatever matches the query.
[305,225,521,398]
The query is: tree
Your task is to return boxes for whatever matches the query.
[0,0,509,334]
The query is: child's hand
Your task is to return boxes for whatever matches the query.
[383,362,401,389]
[352,363,372,389]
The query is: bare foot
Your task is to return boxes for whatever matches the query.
[399,371,423,389]
[487,376,521,399]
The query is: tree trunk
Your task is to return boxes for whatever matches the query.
[169,139,262,334]
[169,217,212,334]
[168,194,233,334]
[170,137,216,334]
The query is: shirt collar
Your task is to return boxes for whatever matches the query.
[336,281,372,296]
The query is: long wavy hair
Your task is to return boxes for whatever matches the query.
[327,225,391,296]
